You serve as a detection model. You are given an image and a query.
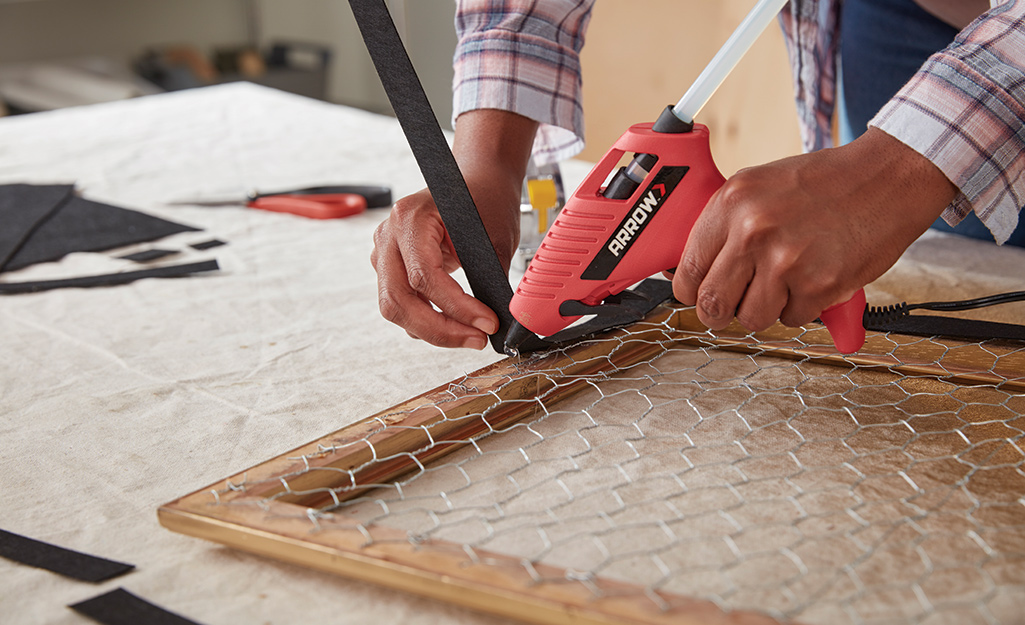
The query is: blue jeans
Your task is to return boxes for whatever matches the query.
[838,0,1025,246]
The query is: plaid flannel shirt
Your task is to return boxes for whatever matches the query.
[453,0,1024,242]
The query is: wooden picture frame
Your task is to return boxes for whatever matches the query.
[159,303,1025,625]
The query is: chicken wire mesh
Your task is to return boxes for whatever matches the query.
[193,307,1025,625]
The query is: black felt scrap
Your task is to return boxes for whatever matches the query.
[188,239,226,251]
[70,588,203,625]
[0,529,134,583]
[118,248,179,263]
[0,260,220,294]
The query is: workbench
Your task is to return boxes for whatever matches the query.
[2,83,1023,625]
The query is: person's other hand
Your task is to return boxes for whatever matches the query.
[673,127,958,332]
[371,109,538,349]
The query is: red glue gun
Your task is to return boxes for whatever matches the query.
[504,107,867,355]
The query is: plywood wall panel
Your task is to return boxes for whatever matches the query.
[579,0,803,176]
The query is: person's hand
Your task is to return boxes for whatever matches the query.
[372,187,500,349]
[371,109,538,349]
[672,127,959,332]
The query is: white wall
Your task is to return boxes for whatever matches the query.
[255,0,385,112]
[401,0,458,129]
[0,0,251,64]
[255,0,456,127]
[0,0,460,128]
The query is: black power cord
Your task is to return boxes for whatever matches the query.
[863,290,1025,342]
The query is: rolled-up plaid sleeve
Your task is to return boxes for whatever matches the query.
[871,0,1025,244]
[453,0,595,164]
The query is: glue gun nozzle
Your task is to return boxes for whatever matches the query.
[503,320,534,357]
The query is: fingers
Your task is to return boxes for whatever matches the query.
[376,236,494,349]
[677,237,793,333]
[371,194,499,350]
[693,246,753,330]
[779,285,852,328]
[735,269,790,332]
[672,206,720,307]
[673,187,739,329]
[672,181,801,333]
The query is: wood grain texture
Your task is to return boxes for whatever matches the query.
[160,498,781,625]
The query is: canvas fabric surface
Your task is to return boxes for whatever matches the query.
[1,84,1023,625]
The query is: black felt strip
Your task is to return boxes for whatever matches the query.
[0,184,77,273]
[0,260,220,294]
[70,588,203,625]
[2,194,201,272]
[118,248,179,263]
[863,313,1025,342]
[0,529,134,583]
[188,239,227,251]
[348,0,516,353]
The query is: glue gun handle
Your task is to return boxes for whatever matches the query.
[820,288,867,354]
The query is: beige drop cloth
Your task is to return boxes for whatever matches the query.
[1,83,1022,625]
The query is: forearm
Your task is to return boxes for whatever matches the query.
[837,128,959,260]
[452,108,539,269]
[371,1,587,349]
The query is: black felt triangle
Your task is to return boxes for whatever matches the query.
[0,187,200,272]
